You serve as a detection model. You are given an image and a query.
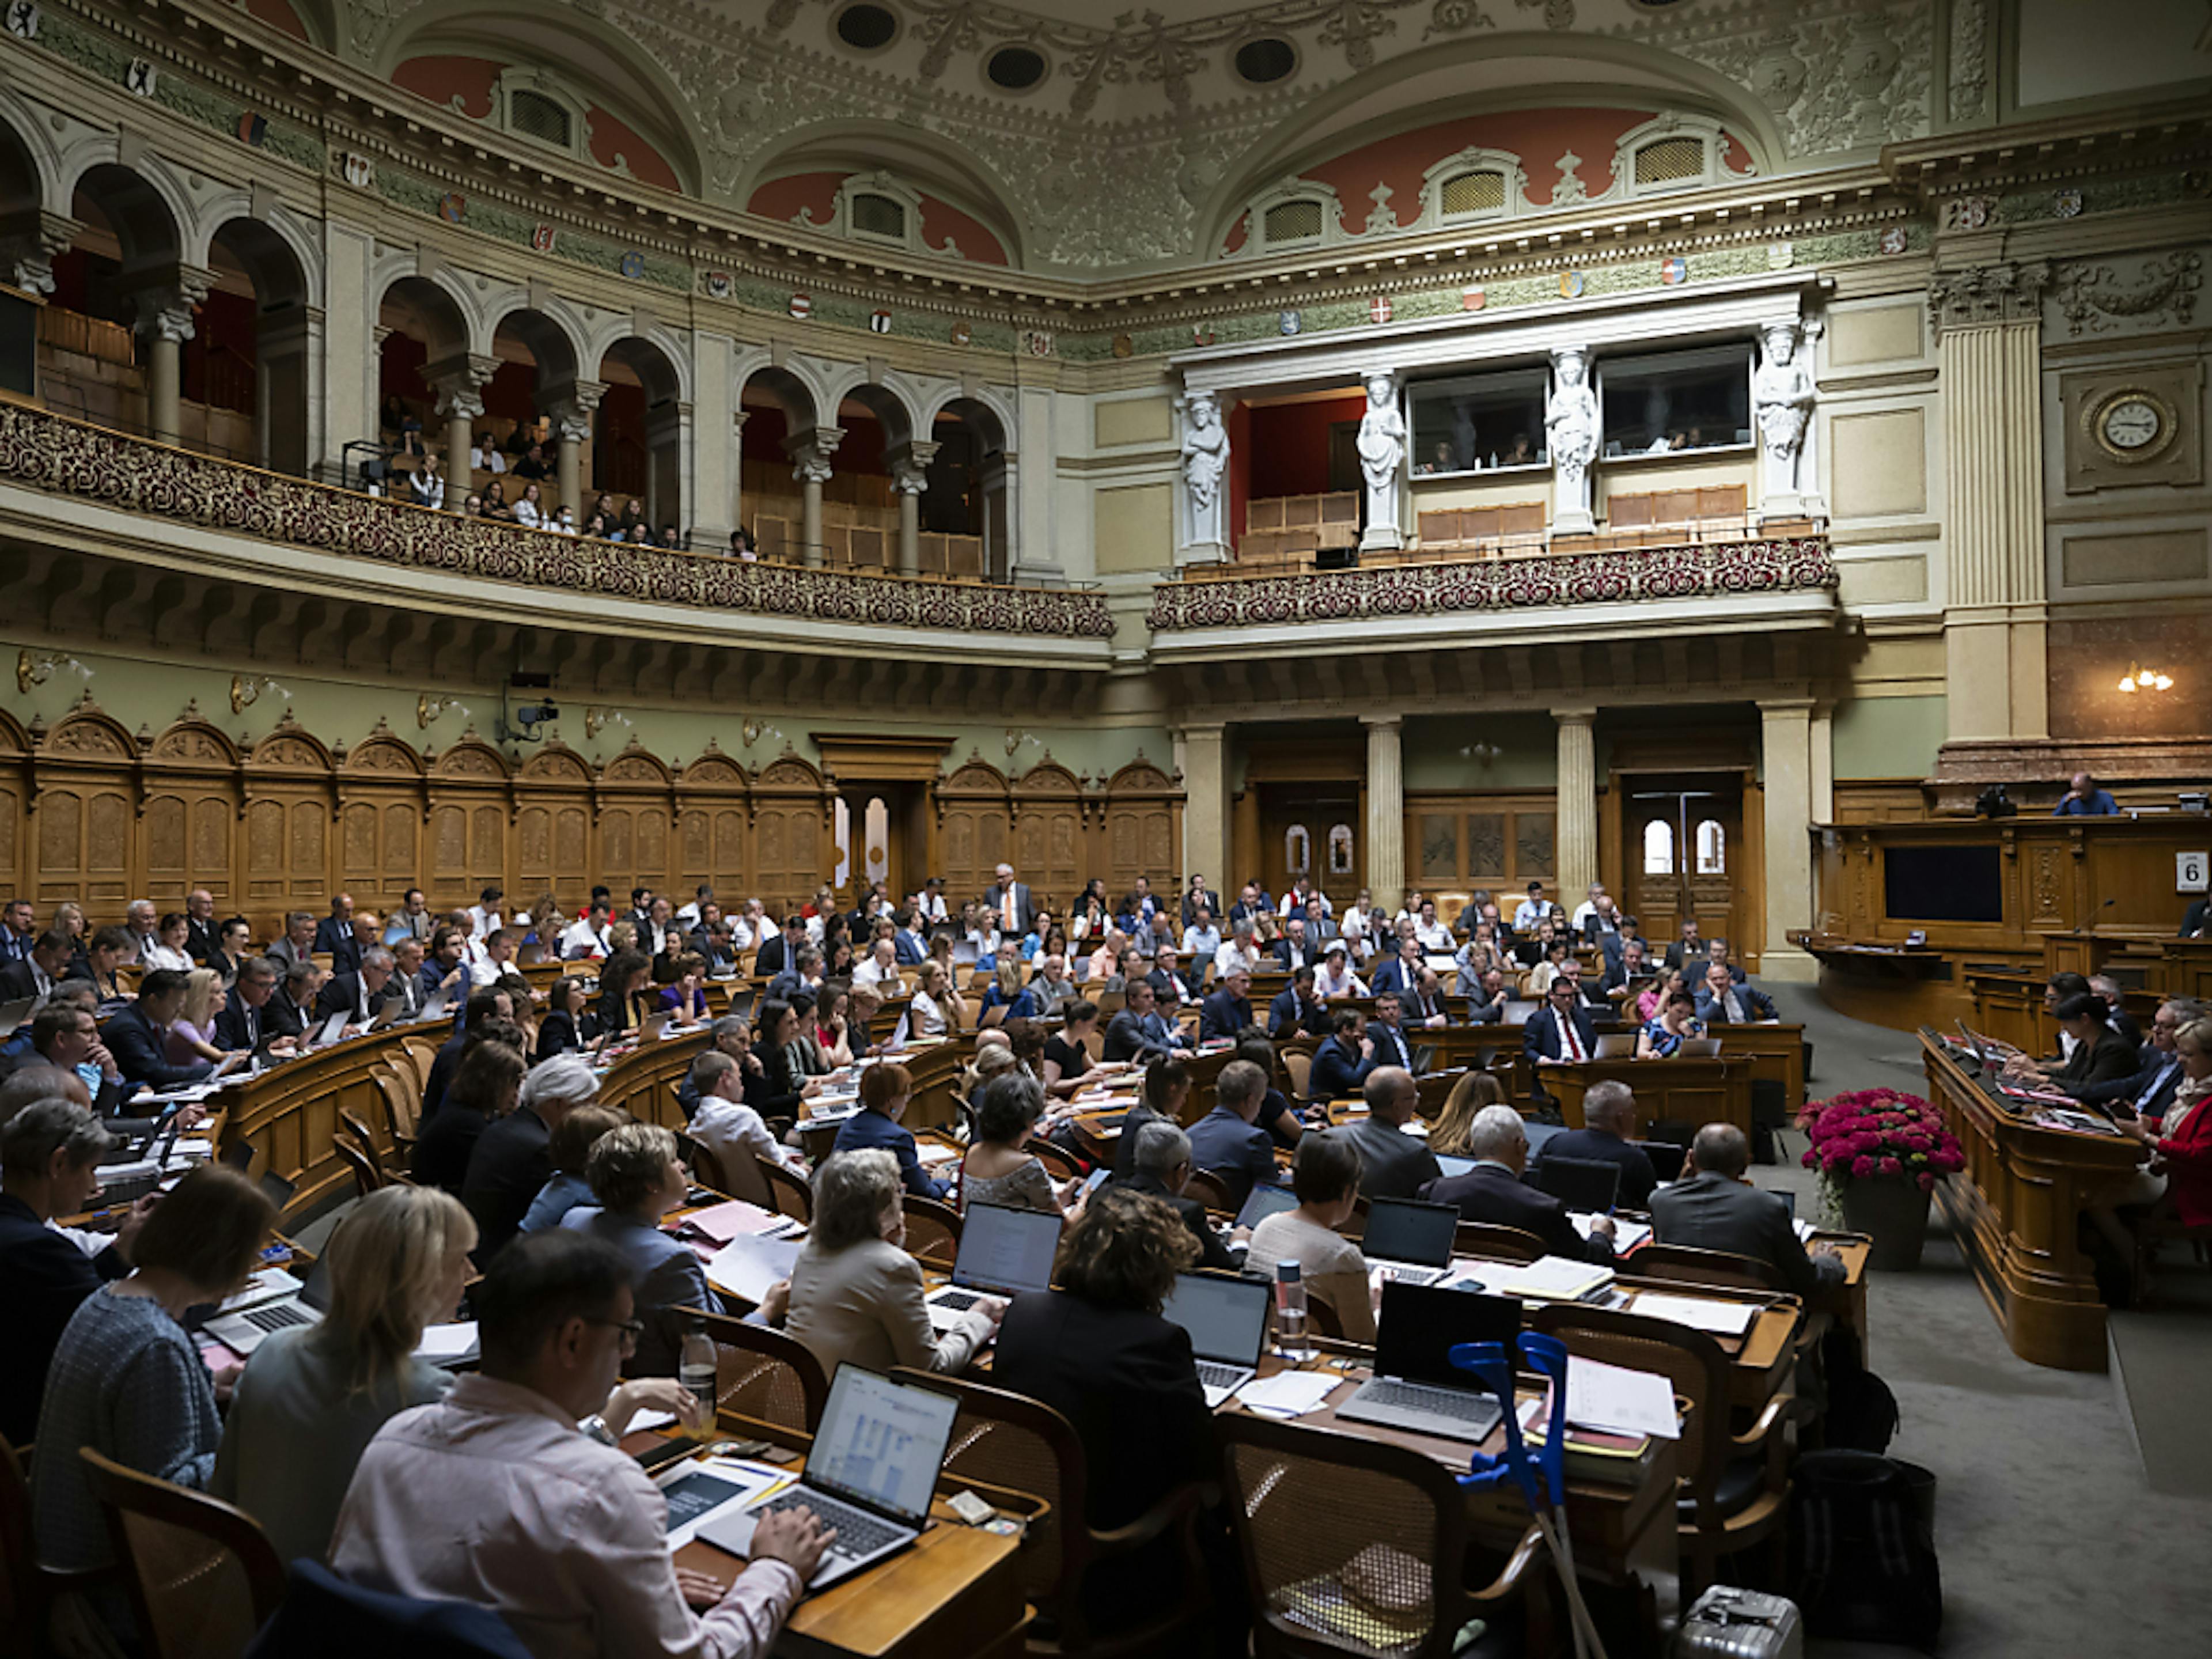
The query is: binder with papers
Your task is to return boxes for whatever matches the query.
[1455,1254,1615,1302]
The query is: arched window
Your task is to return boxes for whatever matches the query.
[1285,824,1311,876]
[1643,819,1675,875]
[1328,824,1355,877]
[832,798,852,887]
[1695,819,1726,875]
[863,796,891,885]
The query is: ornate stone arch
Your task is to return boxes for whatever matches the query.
[0,83,70,215]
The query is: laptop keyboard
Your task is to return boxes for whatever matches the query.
[1374,1263,1445,1286]
[1194,1359,1248,1392]
[753,1491,904,1558]
[1358,1380,1497,1423]
[243,1302,313,1334]
[931,1288,983,1313]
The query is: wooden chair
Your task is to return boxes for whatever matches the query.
[694,1138,777,1210]
[1183,1169,1236,1215]
[1078,1028,1105,1067]
[1281,1050,1312,1101]
[1029,1141,1082,1183]
[331,1131,383,1199]
[1451,1221,1548,1263]
[761,1159,813,1224]
[1529,1303,1793,1596]
[677,1307,830,1438]
[370,1066,419,1155]
[2,1439,113,1659]
[891,1368,1218,1657]
[1216,1412,1543,1658]
[338,1107,408,1187]
[902,1194,963,1272]
[1630,1243,1787,1294]
[78,1447,287,1659]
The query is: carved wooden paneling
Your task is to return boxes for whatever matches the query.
[336,722,427,909]
[1101,757,1181,904]
[241,717,337,913]
[677,745,749,903]
[596,742,677,906]
[751,753,829,915]
[141,715,241,909]
[426,736,511,908]
[935,756,1011,903]
[1012,759,1084,911]
[514,744,594,904]
[32,706,139,912]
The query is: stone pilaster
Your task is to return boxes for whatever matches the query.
[1552,707,1598,903]
[1363,714,1404,913]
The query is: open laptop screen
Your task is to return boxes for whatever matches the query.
[1159,1271,1270,1368]
[1373,1281,1523,1387]
[950,1203,1060,1295]
[806,1366,961,1524]
[1234,1182,1298,1230]
[1361,1197,1459,1268]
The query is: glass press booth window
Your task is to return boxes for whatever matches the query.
[1598,344,1752,459]
[1408,370,1550,476]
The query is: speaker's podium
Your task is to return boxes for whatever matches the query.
[1533,1055,1752,1138]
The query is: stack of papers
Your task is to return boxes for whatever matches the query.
[414,1321,479,1364]
[706,1233,805,1304]
[1233,1370,1341,1418]
[680,1200,799,1246]
[1563,1357,1679,1441]
[1461,1255,1615,1302]
[1627,1292,1759,1336]
[916,1142,961,1168]
[1571,1214,1652,1253]
[1792,1218,1817,1244]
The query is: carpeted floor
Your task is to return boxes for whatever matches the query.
[1765,984,2209,1658]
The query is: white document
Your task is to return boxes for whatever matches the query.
[1233,1370,1341,1418]
[657,1456,794,1551]
[1469,1255,1615,1302]
[1565,1357,1679,1441]
[413,1321,479,1363]
[916,1142,961,1168]
[1571,1214,1652,1253]
[1793,1219,1816,1243]
[707,1233,805,1305]
[1628,1292,1759,1337]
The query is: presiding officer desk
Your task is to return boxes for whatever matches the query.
[1918,1029,2143,1371]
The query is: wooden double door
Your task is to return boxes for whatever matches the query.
[1621,774,1745,961]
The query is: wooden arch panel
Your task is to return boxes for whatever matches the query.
[425,734,512,909]
[336,721,427,911]
[0,709,28,902]
[240,715,337,927]
[514,743,596,906]
[677,743,749,907]
[141,711,243,912]
[934,753,1010,905]
[31,702,139,915]
[595,741,677,906]
[1103,755,1183,904]
[750,753,829,915]
[1012,758,1084,912]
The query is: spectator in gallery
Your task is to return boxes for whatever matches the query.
[510,480,546,529]
[469,433,506,474]
[407,454,444,510]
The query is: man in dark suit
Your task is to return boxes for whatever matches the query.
[2074,997,2196,1119]
[315,948,396,1031]
[1108,1119,1238,1271]
[182,889,220,964]
[1599,938,1651,1014]
[1370,939,1425,1000]
[1661,919,1704,972]
[1464,968,1511,1025]
[264,960,322,1044]
[892,909,929,966]
[0,929,70,1005]
[214,957,286,1055]
[0,898,37,968]
[1335,1067,1440,1202]
[751,913,807,980]
[1273,917,1317,973]
[1404,970,1452,1031]
[1417,1101,1615,1261]
[1309,1009,1378,1102]
[1183,1059,1278,1210]
[2183,897,2210,939]
[1198,969,1253,1043]
[1552,961,1608,1018]
[6,1005,132,1116]
[1694,962,1778,1025]
[0,1097,137,1446]
[461,1051,596,1264]
[423,989,517,1120]
[312,894,356,956]
[1365,990,1416,1073]
[1147,945,1198,1007]
[1104,978,1185,1064]
[1524,978,1600,1103]
[984,863,1036,938]
[1268,967,1328,1040]
[1652,1123,1843,1298]
[100,969,213,1092]
[1532,1078,1658,1209]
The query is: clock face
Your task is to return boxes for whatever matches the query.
[2100,396,2165,454]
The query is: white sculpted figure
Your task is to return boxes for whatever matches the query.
[1355,371,1405,543]
[1753,322,1816,498]
[1545,348,1599,494]
[1179,391,1229,549]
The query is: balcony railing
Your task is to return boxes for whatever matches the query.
[1146,535,1839,631]
[0,403,1116,640]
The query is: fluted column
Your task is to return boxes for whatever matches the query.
[130,265,214,446]
[1552,707,1598,903]
[1178,723,1229,899]
[889,440,938,577]
[542,377,605,516]
[1759,698,1819,982]
[785,425,843,567]
[1363,714,1404,914]
[1931,261,2051,741]
[1809,701,1835,825]
[426,353,500,512]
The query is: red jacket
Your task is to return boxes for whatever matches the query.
[2155,1094,2212,1228]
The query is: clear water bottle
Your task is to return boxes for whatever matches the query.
[1274,1259,1312,1362]
[679,1319,718,1442]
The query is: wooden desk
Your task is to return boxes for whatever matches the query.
[216,1024,433,1217]
[1919,1032,2142,1371]
[1535,1058,1751,1138]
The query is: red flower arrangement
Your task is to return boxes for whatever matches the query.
[1798,1088,1965,1194]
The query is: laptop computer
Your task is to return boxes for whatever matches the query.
[1360,1196,1459,1289]
[923,1202,1060,1331]
[309,1010,351,1049]
[1233,1181,1298,1231]
[0,995,37,1038]
[203,1253,330,1353]
[1159,1270,1271,1407]
[1533,1155,1623,1214]
[1335,1281,1523,1443]
[700,1364,960,1590]
[1634,1139,1687,1183]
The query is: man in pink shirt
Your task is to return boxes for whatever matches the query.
[332,1232,832,1658]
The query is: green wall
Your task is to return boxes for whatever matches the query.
[1832,695,1946,780]
[1403,713,1559,790]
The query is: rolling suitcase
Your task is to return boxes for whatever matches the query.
[1673,1586,1803,1658]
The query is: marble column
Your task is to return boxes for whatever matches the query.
[1809,701,1835,825]
[1363,714,1404,914]
[1759,698,1819,982]
[1930,261,2051,742]
[889,440,938,577]
[130,266,214,446]
[542,377,605,516]
[1552,707,1598,903]
[426,353,500,511]
[785,425,843,567]
[1178,723,1229,899]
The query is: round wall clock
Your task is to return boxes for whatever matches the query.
[2091,391,2172,460]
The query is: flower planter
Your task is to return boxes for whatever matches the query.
[1839,1176,1933,1271]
